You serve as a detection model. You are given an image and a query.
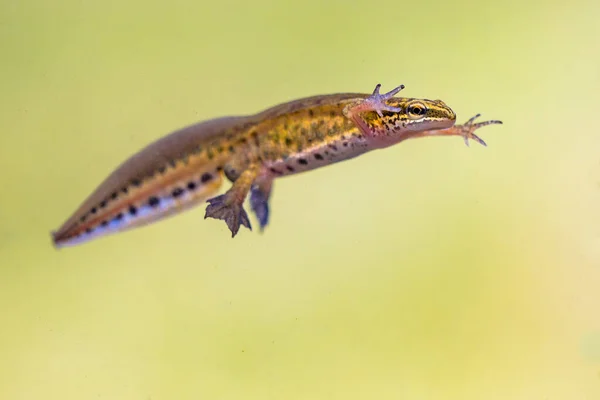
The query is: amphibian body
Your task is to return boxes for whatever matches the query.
[51,84,502,247]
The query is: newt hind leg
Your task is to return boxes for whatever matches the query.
[205,165,259,237]
[250,177,273,232]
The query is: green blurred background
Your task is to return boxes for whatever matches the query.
[1,0,599,398]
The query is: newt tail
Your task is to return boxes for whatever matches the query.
[51,117,244,247]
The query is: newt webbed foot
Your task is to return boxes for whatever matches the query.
[458,114,503,147]
[205,194,252,237]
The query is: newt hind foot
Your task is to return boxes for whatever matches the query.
[250,185,270,231]
[204,194,252,237]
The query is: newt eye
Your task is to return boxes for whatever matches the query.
[407,103,427,118]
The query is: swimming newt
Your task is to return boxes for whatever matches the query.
[51,83,502,248]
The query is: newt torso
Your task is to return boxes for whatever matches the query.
[52,85,501,248]
[222,93,374,179]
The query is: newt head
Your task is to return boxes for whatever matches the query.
[381,97,457,132]
[342,84,457,147]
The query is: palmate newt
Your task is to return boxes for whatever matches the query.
[51,83,501,248]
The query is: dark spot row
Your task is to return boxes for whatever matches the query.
[99,211,124,228]
[83,171,217,233]
[269,147,341,175]
[147,172,215,208]
[85,212,124,234]
[80,173,143,223]
[80,144,226,224]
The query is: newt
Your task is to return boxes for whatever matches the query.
[51,83,502,248]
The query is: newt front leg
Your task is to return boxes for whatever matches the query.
[409,114,503,146]
[342,83,405,139]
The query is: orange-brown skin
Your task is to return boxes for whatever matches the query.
[51,84,501,247]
